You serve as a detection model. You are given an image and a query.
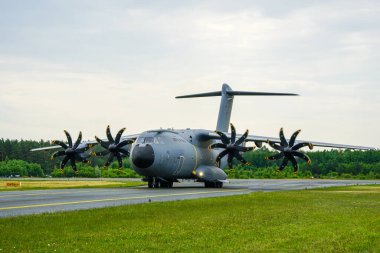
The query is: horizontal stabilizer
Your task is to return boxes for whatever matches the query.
[176,91,221,98]
[176,90,298,98]
[227,91,298,96]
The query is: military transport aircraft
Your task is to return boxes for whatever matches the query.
[31,84,375,188]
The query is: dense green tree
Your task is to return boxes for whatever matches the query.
[0,138,379,178]
[0,159,44,177]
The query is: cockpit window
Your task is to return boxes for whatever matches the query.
[136,137,145,144]
[144,137,154,144]
[136,137,160,144]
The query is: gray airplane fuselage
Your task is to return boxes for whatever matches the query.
[130,129,226,180]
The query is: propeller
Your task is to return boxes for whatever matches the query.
[93,125,133,168]
[51,130,91,171]
[209,123,254,168]
[265,128,313,172]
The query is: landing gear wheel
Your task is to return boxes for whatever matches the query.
[147,177,154,188]
[153,178,160,188]
[205,182,213,188]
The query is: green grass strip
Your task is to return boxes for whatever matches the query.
[0,185,379,252]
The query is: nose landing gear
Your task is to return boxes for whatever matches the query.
[147,177,173,188]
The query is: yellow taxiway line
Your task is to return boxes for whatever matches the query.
[0,189,103,198]
[0,189,248,211]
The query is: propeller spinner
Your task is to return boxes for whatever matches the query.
[265,128,313,172]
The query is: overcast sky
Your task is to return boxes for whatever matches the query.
[0,0,379,148]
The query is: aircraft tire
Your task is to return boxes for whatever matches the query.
[154,178,160,188]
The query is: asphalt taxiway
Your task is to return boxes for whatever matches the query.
[0,179,378,217]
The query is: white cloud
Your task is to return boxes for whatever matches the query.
[0,0,379,147]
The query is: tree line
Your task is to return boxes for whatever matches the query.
[0,138,379,179]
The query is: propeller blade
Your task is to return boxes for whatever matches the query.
[115,153,123,168]
[292,142,313,151]
[105,153,115,167]
[64,130,73,147]
[279,128,288,147]
[235,129,249,146]
[116,139,133,149]
[73,131,82,149]
[70,158,77,171]
[118,149,129,156]
[289,130,301,147]
[289,155,298,172]
[254,141,263,148]
[115,128,126,144]
[106,125,114,142]
[227,154,233,168]
[235,152,248,164]
[52,140,68,149]
[267,140,284,151]
[279,157,289,171]
[216,149,229,163]
[293,151,311,164]
[95,136,109,149]
[51,150,65,159]
[265,152,284,161]
[209,143,227,149]
[60,156,70,169]
[215,130,230,144]
[230,123,236,143]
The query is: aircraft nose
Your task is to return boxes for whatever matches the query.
[131,144,155,169]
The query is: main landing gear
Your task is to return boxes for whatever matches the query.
[147,177,173,188]
[204,181,223,188]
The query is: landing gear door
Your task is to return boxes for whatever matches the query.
[173,155,184,176]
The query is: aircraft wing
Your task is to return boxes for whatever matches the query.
[30,134,139,152]
[30,145,64,152]
[206,132,375,150]
[245,135,375,150]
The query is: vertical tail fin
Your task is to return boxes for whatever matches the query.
[216,84,234,132]
[176,84,298,132]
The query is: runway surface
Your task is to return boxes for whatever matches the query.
[0,179,378,217]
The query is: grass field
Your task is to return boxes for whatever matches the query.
[0,179,145,191]
[0,185,379,253]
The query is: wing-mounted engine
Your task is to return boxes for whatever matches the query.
[195,165,227,188]
[208,123,255,168]
[93,125,134,168]
[51,130,92,172]
[265,128,313,172]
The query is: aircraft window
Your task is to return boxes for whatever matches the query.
[136,137,144,144]
[144,137,154,143]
